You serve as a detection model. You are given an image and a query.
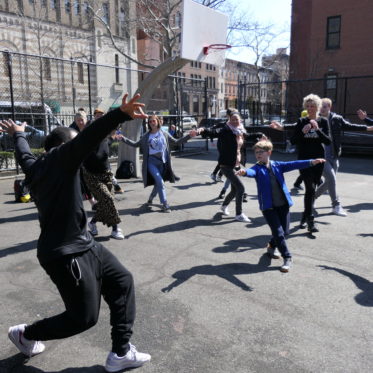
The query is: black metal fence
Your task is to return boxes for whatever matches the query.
[237,75,373,125]
[0,50,211,171]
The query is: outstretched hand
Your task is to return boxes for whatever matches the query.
[0,119,26,135]
[312,158,325,165]
[270,121,284,131]
[357,109,367,120]
[120,93,148,120]
[235,169,246,176]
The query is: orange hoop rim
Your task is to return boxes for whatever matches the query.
[203,44,232,55]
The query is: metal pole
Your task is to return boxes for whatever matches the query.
[70,58,76,113]
[6,51,19,174]
[343,77,348,118]
[6,51,15,122]
[87,62,92,118]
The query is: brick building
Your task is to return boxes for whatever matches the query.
[289,0,373,120]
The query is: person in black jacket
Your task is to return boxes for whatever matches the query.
[201,112,264,222]
[315,99,373,216]
[2,94,151,372]
[289,94,331,233]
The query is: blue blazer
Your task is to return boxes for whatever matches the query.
[245,160,313,210]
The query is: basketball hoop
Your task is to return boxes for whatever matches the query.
[203,44,232,55]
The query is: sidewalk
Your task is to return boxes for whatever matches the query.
[0,149,373,373]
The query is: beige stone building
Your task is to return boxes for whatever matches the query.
[0,0,138,113]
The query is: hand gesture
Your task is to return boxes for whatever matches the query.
[235,169,246,176]
[120,93,148,120]
[310,119,319,130]
[302,123,312,134]
[0,119,26,136]
[114,134,124,141]
[189,129,197,137]
[357,109,367,120]
[270,121,284,131]
[196,128,204,135]
[311,158,325,165]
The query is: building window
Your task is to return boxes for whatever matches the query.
[326,16,341,49]
[115,54,120,83]
[174,12,181,27]
[102,3,109,24]
[77,62,84,84]
[65,0,71,13]
[74,0,80,15]
[50,0,56,9]
[325,74,337,102]
[43,58,51,81]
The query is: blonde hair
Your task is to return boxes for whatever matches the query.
[321,98,332,107]
[253,140,273,152]
[303,94,322,110]
[74,111,87,121]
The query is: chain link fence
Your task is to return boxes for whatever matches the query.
[0,51,211,171]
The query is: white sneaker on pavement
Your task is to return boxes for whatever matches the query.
[332,205,347,216]
[105,343,151,372]
[235,213,251,223]
[88,222,98,236]
[8,324,45,357]
[111,228,124,240]
[280,258,292,273]
[220,205,230,216]
[210,173,217,182]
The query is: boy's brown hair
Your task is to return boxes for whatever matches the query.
[253,140,273,152]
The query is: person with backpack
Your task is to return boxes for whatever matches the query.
[117,115,198,212]
[2,93,151,372]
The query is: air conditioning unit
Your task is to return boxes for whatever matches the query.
[112,83,123,92]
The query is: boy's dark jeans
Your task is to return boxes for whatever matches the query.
[220,166,245,215]
[262,204,291,258]
[24,242,135,356]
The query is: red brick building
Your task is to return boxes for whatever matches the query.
[289,0,373,120]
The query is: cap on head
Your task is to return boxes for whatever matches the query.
[94,108,105,115]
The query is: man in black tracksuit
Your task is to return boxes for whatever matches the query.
[4,94,151,372]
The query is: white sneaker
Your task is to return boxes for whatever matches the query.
[235,213,251,222]
[210,173,217,182]
[332,205,347,217]
[105,343,151,372]
[111,228,124,240]
[220,205,230,216]
[216,175,223,182]
[280,258,292,273]
[88,222,98,236]
[8,324,45,357]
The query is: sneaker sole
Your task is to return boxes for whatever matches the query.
[280,267,290,273]
[105,360,149,372]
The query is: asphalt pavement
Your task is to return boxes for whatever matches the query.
[0,140,373,373]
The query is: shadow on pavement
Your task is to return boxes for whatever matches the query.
[173,182,212,190]
[0,354,105,372]
[125,217,235,239]
[319,265,373,307]
[0,240,37,258]
[344,202,373,213]
[212,235,269,253]
[0,212,38,224]
[161,254,278,293]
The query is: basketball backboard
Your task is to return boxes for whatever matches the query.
[180,0,229,66]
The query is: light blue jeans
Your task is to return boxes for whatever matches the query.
[147,155,167,205]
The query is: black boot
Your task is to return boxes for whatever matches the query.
[299,212,307,228]
[218,188,226,199]
[307,215,319,233]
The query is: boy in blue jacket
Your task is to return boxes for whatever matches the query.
[237,140,325,272]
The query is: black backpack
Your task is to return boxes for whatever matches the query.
[115,160,135,179]
[14,179,31,202]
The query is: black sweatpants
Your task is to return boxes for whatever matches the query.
[24,243,135,356]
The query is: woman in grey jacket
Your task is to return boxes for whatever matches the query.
[118,115,198,212]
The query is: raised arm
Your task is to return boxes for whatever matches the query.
[60,93,147,172]
[0,120,37,174]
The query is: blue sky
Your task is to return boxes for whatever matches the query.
[226,0,292,63]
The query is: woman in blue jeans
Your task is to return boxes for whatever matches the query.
[118,115,198,212]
